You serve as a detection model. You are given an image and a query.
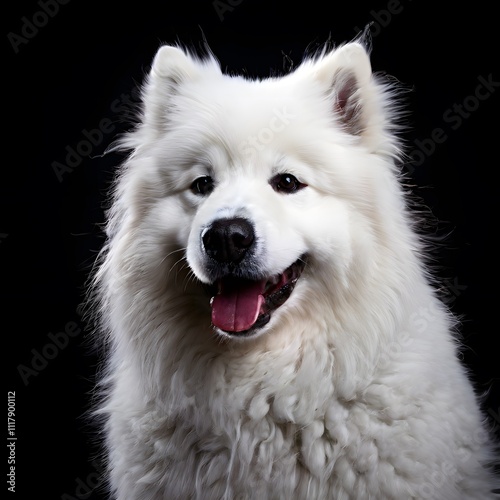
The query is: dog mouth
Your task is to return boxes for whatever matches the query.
[207,256,307,336]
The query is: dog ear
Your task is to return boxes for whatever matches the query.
[134,45,221,142]
[150,45,202,83]
[307,42,400,156]
[138,46,217,140]
[315,43,373,137]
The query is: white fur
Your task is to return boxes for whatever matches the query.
[92,41,499,499]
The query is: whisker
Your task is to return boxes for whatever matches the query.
[165,249,188,282]
[161,247,186,267]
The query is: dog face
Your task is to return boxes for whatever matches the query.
[118,43,399,340]
[185,149,311,336]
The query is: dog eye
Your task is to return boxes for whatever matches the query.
[190,176,214,196]
[270,173,307,194]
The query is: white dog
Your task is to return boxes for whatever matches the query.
[92,39,499,499]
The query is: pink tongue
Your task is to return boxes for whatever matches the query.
[211,279,266,332]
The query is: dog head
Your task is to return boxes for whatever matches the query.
[110,42,402,341]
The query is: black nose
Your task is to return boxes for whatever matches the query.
[202,218,255,263]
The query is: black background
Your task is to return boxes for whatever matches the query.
[4,1,499,498]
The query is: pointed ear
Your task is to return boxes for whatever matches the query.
[313,43,376,139]
[150,45,201,81]
[139,45,207,139]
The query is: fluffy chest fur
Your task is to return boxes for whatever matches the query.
[102,288,495,499]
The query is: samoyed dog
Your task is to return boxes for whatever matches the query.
[92,39,499,499]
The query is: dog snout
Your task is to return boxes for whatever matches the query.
[202,218,255,264]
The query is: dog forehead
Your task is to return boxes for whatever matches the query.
[181,74,314,135]
[173,81,331,171]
